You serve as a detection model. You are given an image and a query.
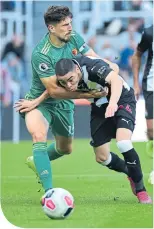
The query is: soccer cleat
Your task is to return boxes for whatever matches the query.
[127,177,136,196]
[137,191,152,204]
[25,156,42,190]
[26,156,37,174]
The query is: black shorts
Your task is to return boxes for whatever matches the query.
[143,90,153,119]
[90,102,136,147]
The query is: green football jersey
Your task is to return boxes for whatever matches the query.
[25,31,90,105]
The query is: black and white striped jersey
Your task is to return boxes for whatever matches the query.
[72,55,135,107]
[137,25,153,92]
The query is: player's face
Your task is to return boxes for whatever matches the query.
[52,17,72,43]
[58,67,81,91]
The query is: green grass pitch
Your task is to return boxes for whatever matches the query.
[1,140,153,228]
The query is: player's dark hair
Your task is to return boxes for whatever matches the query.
[55,59,75,76]
[44,6,73,27]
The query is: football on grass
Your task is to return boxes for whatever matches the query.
[41,188,74,219]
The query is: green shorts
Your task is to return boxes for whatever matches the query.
[21,100,74,137]
[37,100,74,137]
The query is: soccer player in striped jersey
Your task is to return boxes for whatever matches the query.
[132,25,153,158]
[132,25,153,185]
[52,56,152,204]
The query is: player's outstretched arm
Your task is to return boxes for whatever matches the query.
[105,71,123,118]
[41,75,107,99]
[14,76,107,113]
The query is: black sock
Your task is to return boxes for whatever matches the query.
[106,152,128,175]
[122,148,146,192]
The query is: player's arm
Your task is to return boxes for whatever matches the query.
[105,71,123,118]
[84,49,119,74]
[14,89,50,112]
[40,75,106,99]
[132,50,142,100]
[132,29,149,100]
[86,56,123,118]
[14,76,107,113]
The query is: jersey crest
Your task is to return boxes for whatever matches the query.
[72,48,78,55]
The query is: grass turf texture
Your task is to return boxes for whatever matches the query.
[1,140,153,228]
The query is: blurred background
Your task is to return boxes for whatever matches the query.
[0,0,153,143]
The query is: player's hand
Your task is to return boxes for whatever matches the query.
[14,99,38,113]
[134,84,141,100]
[105,102,118,118]
[90,87,108,98]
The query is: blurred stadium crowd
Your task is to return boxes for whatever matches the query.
[0,0,153,138]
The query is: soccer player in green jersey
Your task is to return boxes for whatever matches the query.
[15,6,110,193]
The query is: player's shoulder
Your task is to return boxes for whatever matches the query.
[69,30,83,43]
[73,55,92,66]
[32,33,51,58]
[70,30,80,39]
[73,55,104,69]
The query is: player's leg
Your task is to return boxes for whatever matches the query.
[90,104,128,175]
[147,119,153,140]
[93,142,128,175]
[47,141,64,161]
[146,119,153,185]
[47,100,74,160]
[146,119,153,157]
[116,122,152,203]
[55,135,73,156]
[25,108,52,192]
[47,135,73,161]
[145,91,153,157]
[143,91,153,183]
[26,101,74,182]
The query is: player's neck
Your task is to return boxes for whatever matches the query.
[49,34,65,48]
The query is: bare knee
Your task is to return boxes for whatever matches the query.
[31,131,47,143]
[94,143,110,163]
[96,153,109,163]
